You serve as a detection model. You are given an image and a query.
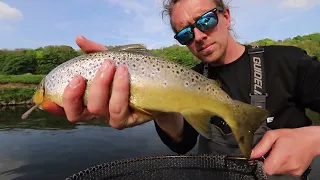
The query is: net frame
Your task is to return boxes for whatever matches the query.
[65,154,267,180]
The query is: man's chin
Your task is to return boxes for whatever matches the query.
[198,53,220,64]
[198,54,221,66]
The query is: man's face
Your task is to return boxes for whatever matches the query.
[171,0,231,64]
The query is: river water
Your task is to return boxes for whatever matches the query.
[0,106,319,179]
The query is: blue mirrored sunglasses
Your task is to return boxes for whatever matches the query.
[174,7,224,45]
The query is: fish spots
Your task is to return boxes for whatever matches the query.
[205,84,212,92]
[162,80,167,87]
[239,135,245,144]
[185,81,189,87]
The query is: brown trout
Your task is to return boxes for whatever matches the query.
[21,44,269,159]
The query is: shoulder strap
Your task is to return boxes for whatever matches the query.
[202,45,268,109]
[203,63,209,77]
[248,45,268,109]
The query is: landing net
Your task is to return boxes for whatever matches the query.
[65,154,267,180]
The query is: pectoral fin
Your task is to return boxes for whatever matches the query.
[128,103,153,126]
[181,109,212,139]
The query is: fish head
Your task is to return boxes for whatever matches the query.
[32,78,46,107]
[21,78,46,120]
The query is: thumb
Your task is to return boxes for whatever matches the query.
[76,36,107,53]
[251,131,279,158]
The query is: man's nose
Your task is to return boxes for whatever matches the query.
[194,28,207,42]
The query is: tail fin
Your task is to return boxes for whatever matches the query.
[224,100,269,159]
[181,100,269,159]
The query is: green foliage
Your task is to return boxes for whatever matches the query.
[0,45,83,75]
[149,44,200,68]
[0,74,45,84]
[35,45,79,74]
[0,49,38,75]
[249,33,320,57]
[253,38,277,46]
[0,33,319,75]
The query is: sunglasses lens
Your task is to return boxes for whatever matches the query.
[174,9,219,45]
[175,27,194,45]
[197,12,218,31]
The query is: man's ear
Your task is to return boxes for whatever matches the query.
[223,8,231,29]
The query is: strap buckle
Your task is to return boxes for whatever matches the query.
[248,47,265,54]
[249,93,268,108]
[249,93,268,99]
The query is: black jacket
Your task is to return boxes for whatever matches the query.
[154,45,319,154]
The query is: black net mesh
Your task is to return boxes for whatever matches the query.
[65,154,267,180]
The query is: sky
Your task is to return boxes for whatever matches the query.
[0,0,319,50]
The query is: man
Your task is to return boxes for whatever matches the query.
[44,0,320,178]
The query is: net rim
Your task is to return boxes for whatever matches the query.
[65,154,266,180]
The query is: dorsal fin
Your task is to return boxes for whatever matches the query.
[109,44,152,55]
[112,44,147,51]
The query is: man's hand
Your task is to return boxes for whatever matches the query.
[250,126,320,176]
[42,36,153,129]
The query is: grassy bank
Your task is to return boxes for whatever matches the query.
[0,87,34,105]
[0,74,44,84]
[0,74,43,105]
